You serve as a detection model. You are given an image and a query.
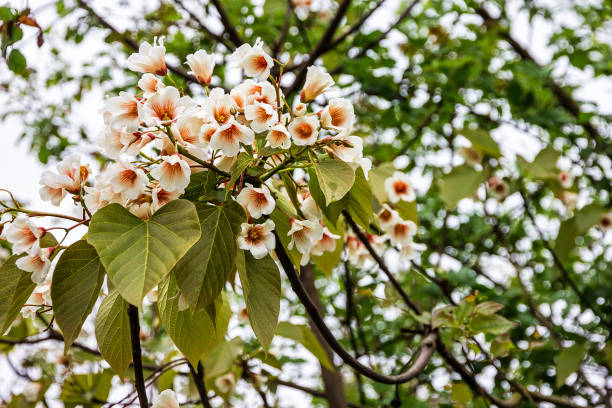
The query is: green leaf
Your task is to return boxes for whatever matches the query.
[460,128,501,157]
[276,321,333,371]
[555,204,607,259]
[368,162,395,204]
[469,313,515,335]
[556,343,587,387]
[236,251,280,350]
[440,164,487,208]
[158,274,218,366]
[312,157,355,204]
[94,291,131,379]
[307,168,346,225]
[203,337,243,379]
[519,146,560,179]
[0,255,37,334]
[182,170,217,202]
[51,240,105,353]
[0,7,14,21]
[451,382,473,406]
[87,199,201,306]
[172,201,244,310]
[60,370,113,408]
[473,301,504,316]
[7,49,26,75]
[344,167,373,230]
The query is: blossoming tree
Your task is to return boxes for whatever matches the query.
[1,1,611,407]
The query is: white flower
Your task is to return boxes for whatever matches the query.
[130,202,155,220]
[245,102,278,133]
[152,186,180,210]
[231,40,273,80]
[215,373,236,394]
[326,135,363,164]
[288,115,319,146]
[103,92,141,131]
[560,191,578,210]
[377,204,400,232]
[236,184,276,218]
[389,219,417,246]
[210,119,255,157]
[300,194,321,220]
[311,227,340,256]
[384,171,416,203]
[150,155,191,194]
[292,96,307,117]
[459,146,483,167]
[287,219,323,264]
[206,88,237,126]
[120,130,156,156]
[108,161,148,200]
[39,154,89,205]
[200,123,218,146]
[237,220,276,259]
[558,171,574,189]
[22,282,51,319]
[171,116,205,146]
[16,243,53,284]
[127,40,167,76]
[186,50,215,85]
[400,241,426,261]
[300,66,334,102]
[142,86,193,126]
[266,123,291,149]
[321,98,354,132]
[138,73,165,98]
[599,213,612,231]
[151,390,179,408]
[215,154,237,172]
[487,176,509,201]
[2,216,44,254]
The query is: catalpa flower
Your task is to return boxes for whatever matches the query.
[16,243,53,284]
[389,219,417,246]
[22,282,51,319]
[127,39,167,76]
[152,186,179,210]
[206,88,237,126]
[2,216,45,254]
[142,86,193,126]
[400,241,426,261]
[300,194,321,220]
[488,176,509,201]
[321,98,354,133]
[103,92,141,131]
[289,115,319,146]
[377,204,400,232]
[108,161,148,200]
[558,171,574,189]
[150,155,191,194]
[171,116,205,146]
[210,119,254,157]
[385,171,416,203]
[231,40,273,80]
[120,130,156,156]
[311,227,340,257]
[287,219,323,265]
[301,66,334,102]
[292,96,307,116]
[215,373,236,394]
[130,201,155,220]
[245,102,278,133]
[151,390,179,408]
[186,50,215,85]
[39,154,89,204]
[266,123,291,149]
[236,184,276,218]
[138,73,165,98]
[459,146,483,167]
[237,219,276,259]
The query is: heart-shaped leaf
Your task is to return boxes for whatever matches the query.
[87,200,201,306]
[52,240,105,353]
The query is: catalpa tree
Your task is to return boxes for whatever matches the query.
[0,0,611,407]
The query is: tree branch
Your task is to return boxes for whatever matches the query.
[274,232,436,384]
[127,304,148,408]
[342,210,421,314]
[189,362,213,408]
[210,0,244,47]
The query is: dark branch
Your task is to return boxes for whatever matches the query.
[127,304,148,408]
[274,232,436,384]
[189,362,213,408]
[343,210,421,314]
[210,0,244,46]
